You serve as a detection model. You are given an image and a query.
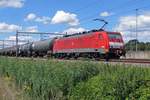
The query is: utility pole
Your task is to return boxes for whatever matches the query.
[40,33,43,40]
[135,9,138,52]
[130,25,133,51]
[16,30,19,57]
[2,40,4,49]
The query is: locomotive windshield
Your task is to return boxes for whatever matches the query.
[108,33,121,39]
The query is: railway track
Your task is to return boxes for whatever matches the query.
[1,56,150,65]
[107,58,150,64]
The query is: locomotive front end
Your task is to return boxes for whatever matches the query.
[107,32,126,58]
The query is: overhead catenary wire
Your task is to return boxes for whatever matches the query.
[74,0,150,26]
[64,0,148,31]
[62,1,150,45]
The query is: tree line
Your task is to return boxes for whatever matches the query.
[125,39,150,51]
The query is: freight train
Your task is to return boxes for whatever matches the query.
[0,29,126,59]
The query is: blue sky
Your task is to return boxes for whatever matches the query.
[0,0,150,46]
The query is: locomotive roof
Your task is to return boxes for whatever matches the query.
[62,29,120,38]
[62,29,104,38]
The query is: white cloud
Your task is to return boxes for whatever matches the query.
[25,13,36,21]
[7,36,16,40]
[19,36,33,41]
[0,37,16,46]
[6,35,33,45]
[35,16,51,24]
[25,13,51,24]
[51,10,79,26]
[0,41,4,46]
[100,11,111,17]
[114,12,150,42]
[25,26,38,32]
[0,0,24,8]
[26,11,79,26]
[63,27,86,34]
[0,25,40,47]
[7,35,32,41]
[0,22,22,32]
[5,35,32,46]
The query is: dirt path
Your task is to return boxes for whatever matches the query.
[0,77,16,100]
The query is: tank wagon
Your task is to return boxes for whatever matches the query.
[19,43,32,57]
[31,38,55,57]
[0,29,126,59]
[0,46,16,56]
[9,46,17,56]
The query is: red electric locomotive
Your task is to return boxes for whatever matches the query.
[53,29,126,59]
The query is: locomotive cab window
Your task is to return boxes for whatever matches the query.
[108,33,121,39]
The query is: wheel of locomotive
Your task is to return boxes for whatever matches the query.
[114,55,120,59]
[110,53,120,59]
[87,53,93,59]
[64,53,70,59]
[104,53,109,61]
[72,53,78,59]
[92,53,99,60]
[54,53,62,59]
[58,53,63,59]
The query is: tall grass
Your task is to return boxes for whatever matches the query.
[0,56,149,100]
[0,57,101,100]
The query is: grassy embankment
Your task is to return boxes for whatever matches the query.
[0,57,149,100]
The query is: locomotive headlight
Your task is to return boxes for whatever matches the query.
[101,46,108,53]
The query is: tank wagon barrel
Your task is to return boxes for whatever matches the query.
[31,38,55,56]
[32,39,55,52]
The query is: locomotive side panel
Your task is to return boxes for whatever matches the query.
[53,32,108,53]
[53,31,110,58]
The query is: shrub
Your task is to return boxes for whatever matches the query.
[69,66,150,100]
